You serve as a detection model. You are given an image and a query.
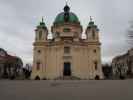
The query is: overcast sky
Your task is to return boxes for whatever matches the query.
[0,0,132,64]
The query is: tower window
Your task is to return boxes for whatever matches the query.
[39,31,42,39]
[92,30,95,39]
[56,32,60,37]
[36,62,41,70]
[37,50,41,53]
[93,49,97,53]
[64,47,70,54]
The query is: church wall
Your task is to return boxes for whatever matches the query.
[45,46,64,79]
[88,45,103,79]
[72,46,90,79]
[31,46,46,79]
[31,43,103,80]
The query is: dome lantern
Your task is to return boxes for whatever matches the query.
[64,4,70,13]
[87,16,99,31]
[89,16,95,26]
[64,4,70,22]
[37,17,46,28]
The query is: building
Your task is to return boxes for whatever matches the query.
[31,4,103,80]
[0,48,23,79]
[112,48,133,79]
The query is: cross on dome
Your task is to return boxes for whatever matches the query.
[90,16,93,22]
[65,0,68,5]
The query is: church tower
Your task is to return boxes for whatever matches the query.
[85,17,99,42]
[85,17,103,79]
[31,18,48,80]
[35,18,48,42]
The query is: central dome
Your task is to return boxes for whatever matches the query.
[54,5,80,24]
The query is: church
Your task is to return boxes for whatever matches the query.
[31,4,103,80]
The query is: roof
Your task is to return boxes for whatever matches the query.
[54,4,80,24]
[54,12,80,24]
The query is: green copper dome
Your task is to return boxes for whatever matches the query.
[54,12,79,24]
[54,5,80,24]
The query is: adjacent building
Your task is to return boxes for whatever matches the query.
[0,48,23,79]
[31,4,103,80]
[112,48,133,79]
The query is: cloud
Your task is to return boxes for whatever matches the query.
[0,0,133,64]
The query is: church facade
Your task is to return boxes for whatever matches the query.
[31,4,103,80]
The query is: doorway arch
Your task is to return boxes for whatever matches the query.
[95,75,100,80]
[35,76,40,80]
[63,62,71,76]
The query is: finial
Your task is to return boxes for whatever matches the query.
[64,3,70,12]
[42,17,44,22]
[88,16,96,27]
[38,16,45,27]
[90,16,93,22]
[65,0,68,5]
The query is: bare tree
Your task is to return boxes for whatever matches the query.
[23,64,32,79]
[127,21,133,46]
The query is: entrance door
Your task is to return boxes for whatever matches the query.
[63,62,71,76]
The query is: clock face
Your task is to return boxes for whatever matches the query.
[0,50,6,57]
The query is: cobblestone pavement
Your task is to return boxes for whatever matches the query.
[0,80,133,100]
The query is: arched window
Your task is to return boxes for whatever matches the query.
[93,49,97,53]
[94,61,98,70]
[39,31,42,40]
[35,76,40,80]
[95,75,100,80]
[92,30,95,39]
[36,62,41,70]
[64,47,70,54]
[56,32,60,37]
[37,50,41,54]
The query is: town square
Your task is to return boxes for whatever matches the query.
[0,0,133,100]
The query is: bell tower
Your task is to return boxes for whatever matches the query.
[31,18,48,80]
[85,17,99,42]
[85,17,103,79]
[35,18,48,42]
